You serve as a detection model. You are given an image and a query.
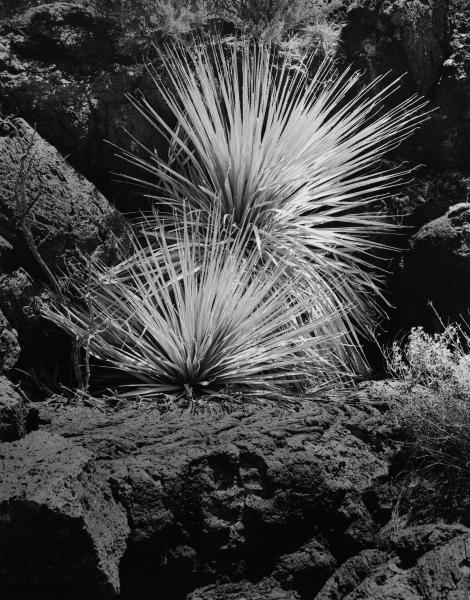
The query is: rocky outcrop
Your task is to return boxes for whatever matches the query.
[342,0,448,96]
[35,385,395,597]
[0,117,125,272]
[341,0,470,175]
[0,382,467,597]
[316,525,470,599]
[0,375,33,441]
[0,1,166,207]
[431,0,470,172]
[0,117,126,381]
[0,430,129,596]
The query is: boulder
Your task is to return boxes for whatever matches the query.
[342,0,448,96]
[272,535,337,597]
[0,430,129,596]
[37,387,395,597]
[339,0,470,174]
[0,376,31,441]
[316,525,470,599]
[0,116,125,272]
[0,1,168,208]
[0,117,127,381]
[392,203,470,330]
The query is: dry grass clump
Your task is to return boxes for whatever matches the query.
[212,0,344,43]
[387,324,470,472]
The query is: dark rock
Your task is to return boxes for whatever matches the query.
[0,116,126,272]
[388,172,470,230]
[316,526,470,598]
[188,577,301,600]
[342,0,448,96]
[272,535,337,597]
[393,202,470,330]
[0,117,127,383]
[37,388,395,597]
[331,534,470,599]
[430,0,470,172]
[315,549,391,600]
[0,375,30,441]
[0,430,129,596]
[0,268,42,372]
[0,1,168,209]
[0,308,20,371]
[383,523,470,568]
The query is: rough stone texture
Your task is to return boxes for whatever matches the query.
[0,1,167,208]
[188,577,301,600]
[431,0,470,172]
[272,535,337,597]
[0,376,30,441]
[393,203,470,330]
[0,430,129,596]
[342,0,448,96]
[2,383,468,598]
[316,525,470,599]
[0,117,126,379]
[0,116,125,271]
[315,549,391,600]
[0,308,20,371]
[37,388,395,597]
[0,268,42,368]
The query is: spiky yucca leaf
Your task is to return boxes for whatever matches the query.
[120,41,427,365]
[43,210,343,398]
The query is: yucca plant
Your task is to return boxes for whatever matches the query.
[43,208,343,400]
[120,40,427,368]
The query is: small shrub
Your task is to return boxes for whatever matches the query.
[387,324,470,472]
[212,0,343,40]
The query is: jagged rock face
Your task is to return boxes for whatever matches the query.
[0,1,167,208]
[0,117,125,271]
[341,0,470,175]
[342,0,448,96]
[431,0,470,172]
[316,525,470,599]
[0,117,126,381]
[0,430,129,596]
[1,383,469,598]
[188,577,302,600]
[35,386,396,597]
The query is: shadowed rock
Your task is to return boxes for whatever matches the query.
[0,376,31,441]
[0,430,129,596]
[37,387,395,596]
[394,202,470,329]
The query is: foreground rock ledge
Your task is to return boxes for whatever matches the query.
[1,382,469,598]
[37,386,395,597]
[0,430,129,596]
